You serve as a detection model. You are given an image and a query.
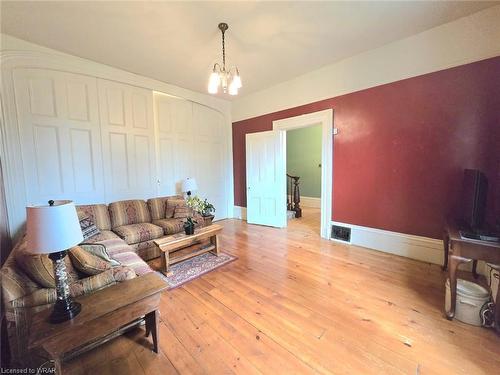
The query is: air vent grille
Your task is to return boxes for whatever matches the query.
[331,225,351,242]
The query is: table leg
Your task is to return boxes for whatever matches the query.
[145,310,159,353]
[446,255,470,319]
[161,249,170,276]
[472,260,479,279]
[442,231,449,271]
[210,234,219,256]
[53,358,62,375]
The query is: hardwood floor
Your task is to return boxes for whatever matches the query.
[65,209,500,374]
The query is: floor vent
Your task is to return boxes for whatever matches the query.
[331,225,351,242]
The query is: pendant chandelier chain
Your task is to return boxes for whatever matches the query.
[221,27,226,71]
[208,22,242,95]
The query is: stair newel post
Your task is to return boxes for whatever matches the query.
[293,176,302,218]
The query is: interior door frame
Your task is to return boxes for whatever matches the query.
[273,109,334,239]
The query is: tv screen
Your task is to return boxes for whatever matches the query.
[461,169,488,231]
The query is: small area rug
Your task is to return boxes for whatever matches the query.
[157,252,237,289]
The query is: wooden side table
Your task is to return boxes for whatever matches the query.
[28,273,168,374]
[443,221,500,334]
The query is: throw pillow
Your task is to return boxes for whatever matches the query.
[79,216,100,240]
[68,246,112,276]
[16,251,79,288]
[173,205,190,219]
[165,198,186,218]
[80,243,120,267]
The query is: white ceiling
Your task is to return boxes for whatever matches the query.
[1,1,497,99]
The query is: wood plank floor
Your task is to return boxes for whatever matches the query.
[65,208,500,374]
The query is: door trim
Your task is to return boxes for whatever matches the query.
[273,109,333,239]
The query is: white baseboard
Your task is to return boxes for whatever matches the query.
[331,221,444,265]
[233,206,247,220]
[300,196,321,208]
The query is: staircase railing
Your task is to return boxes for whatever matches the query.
[287,174,302,218]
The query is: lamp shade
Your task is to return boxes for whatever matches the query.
[26,200,83,254]
[181,177,198,193]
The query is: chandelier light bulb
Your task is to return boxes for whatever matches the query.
[233,73,242,89]
[228,81,238,95]
[208,71,219,94]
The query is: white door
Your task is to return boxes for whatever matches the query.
[246,131,286,227]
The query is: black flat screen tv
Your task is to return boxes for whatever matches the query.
[460,169,488,232]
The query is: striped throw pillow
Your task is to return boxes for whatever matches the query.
[79,217,100,240]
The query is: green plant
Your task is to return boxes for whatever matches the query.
[183,217,198,228]
[186,196,216,217]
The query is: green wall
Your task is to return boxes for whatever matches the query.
[286,124,322,198]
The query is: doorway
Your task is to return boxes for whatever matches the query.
[245,109,333,239]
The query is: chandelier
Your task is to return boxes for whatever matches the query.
[208,23,242,95]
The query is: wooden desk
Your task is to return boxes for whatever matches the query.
[443,222,500,333]
[28,273,168,374]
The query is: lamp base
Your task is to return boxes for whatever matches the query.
[49,250,82,324]
[50,299,81,323]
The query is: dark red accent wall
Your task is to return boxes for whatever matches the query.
[232,56,500,239]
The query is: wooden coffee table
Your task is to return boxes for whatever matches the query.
[154,224,222,275]
[28,273,168,374]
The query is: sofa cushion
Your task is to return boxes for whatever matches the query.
[0,256,40,305]
[173,205,190,219]
[69,246,112,276]
[109,200,151,228]
[113,223,164,245]
[76,204,112,231]
[16,247,79,288]
[96,238,133,257]
[112,252,153,276]
[153,218,185,235]
[79,243,120,266]
[165,198,187,218]
[147,195,183,221]
[129,240,160,261]
[83,230,120,243]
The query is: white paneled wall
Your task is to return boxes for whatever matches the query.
[6,68,230,236]
[98,79,157,200]
[1,38,232,238]
[13,69,105,205]
[155,94,228,219]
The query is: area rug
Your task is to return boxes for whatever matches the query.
[156,252,237,289]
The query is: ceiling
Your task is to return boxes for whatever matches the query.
[1,1,498,99]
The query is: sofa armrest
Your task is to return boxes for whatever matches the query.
[10,266,136,309]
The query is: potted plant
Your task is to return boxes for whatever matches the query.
[183,217,197,235]
[187,196,216,225]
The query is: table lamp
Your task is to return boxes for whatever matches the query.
[182,177,198,196]
[26,200,83,323]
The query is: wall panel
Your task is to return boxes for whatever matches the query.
[156,94,228,219]
[13,68,105,206]
[98,79,157,200]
